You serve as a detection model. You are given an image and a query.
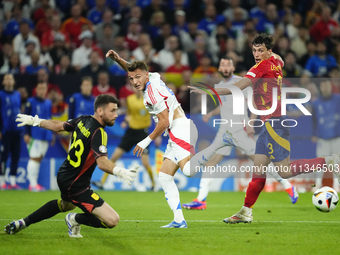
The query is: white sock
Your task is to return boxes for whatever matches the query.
[267,164,292,190]
[197,178,213,202]
[0,175,5,186]
[27,160,40,187]
[158,172,184,223]
[9,175,16,186]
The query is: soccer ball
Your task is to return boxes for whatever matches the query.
[312,186,339,212]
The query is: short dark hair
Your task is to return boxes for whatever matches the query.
[252,33,275,50]
[94,94,119,111]
[126,61,149,72]
[221,56,234,63]
[81,76,93,84]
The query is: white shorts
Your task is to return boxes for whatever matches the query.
[214,127,256,156]
[316,137,340,157]
[27,139,49,158]
[163,117,198,164]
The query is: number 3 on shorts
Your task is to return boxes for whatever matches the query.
[267,143,274,155]
[67,131,84,168]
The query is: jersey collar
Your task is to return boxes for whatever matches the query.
[144,81,151,91]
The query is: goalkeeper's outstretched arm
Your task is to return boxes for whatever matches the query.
[16,113,65,132]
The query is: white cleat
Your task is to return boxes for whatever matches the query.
[223,207,253,224]
[65,213,82,238]
[4,219,26,234]
[325,153,340,183]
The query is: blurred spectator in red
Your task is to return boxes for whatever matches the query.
[87,0,106,25]
[329,67,340,94]
[34,6,54,40]
[61,4,93,48]
[33,0,53,23]
[0,52,21,75]
[193,55,217,74]
[153,23,173,52]
[310,5,340,42]
[132,33,155,61]
[149,11,166,39]
[124,18,142,51]
[41,15,70,52]
[166,49,191,73]
[81,51,107,77]
[71,30,103,71]
[54,55,76,75]
[3,4,34,40]
[13,21,40,56]
[92,71,117,97]
[154,35,189,70]
[118,77,135,109]
[48,33,70,67]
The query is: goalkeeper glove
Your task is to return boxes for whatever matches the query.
[16,114,44,127]
[113,165,139,186]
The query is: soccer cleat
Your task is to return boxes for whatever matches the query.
[182,199,207,210]
[4,219,26,234]
[9,184,22,190]
[286,186,299,204]
[223,207,253,224]
[160,220,187,228]
[65,213,82,238]
[29,184,46,192]
[1,184,9,190]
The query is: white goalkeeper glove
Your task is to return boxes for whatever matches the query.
[16,114,44,127]
[112,165,139,186]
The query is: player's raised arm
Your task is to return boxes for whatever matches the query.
[16,114,65,132]
[133,109,169,157]
[106,50,129,72]
[189,77,253,96]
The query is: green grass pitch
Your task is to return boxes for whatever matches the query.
[0,190,339,255]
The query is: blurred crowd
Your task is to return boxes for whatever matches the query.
[1,0,340,113]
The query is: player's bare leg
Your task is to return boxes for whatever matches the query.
[159,158,189,228]
[141,153,155,190]
[224,154,270,224]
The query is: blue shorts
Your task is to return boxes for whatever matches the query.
[255,116,290,162]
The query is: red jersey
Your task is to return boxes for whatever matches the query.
[92,85,117,98]
[244,56,284,121]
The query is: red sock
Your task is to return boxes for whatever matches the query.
[244,174,266,208]
[290,158,326,176]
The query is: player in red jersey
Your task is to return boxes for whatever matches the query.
[190,33,340,223]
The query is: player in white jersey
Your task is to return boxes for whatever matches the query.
[183,57,298,210]
[106,50,198,228]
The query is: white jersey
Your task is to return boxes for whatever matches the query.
[143,72,180,130]
[215,75,252,132]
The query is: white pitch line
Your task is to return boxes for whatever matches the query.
[0,219,339,223]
